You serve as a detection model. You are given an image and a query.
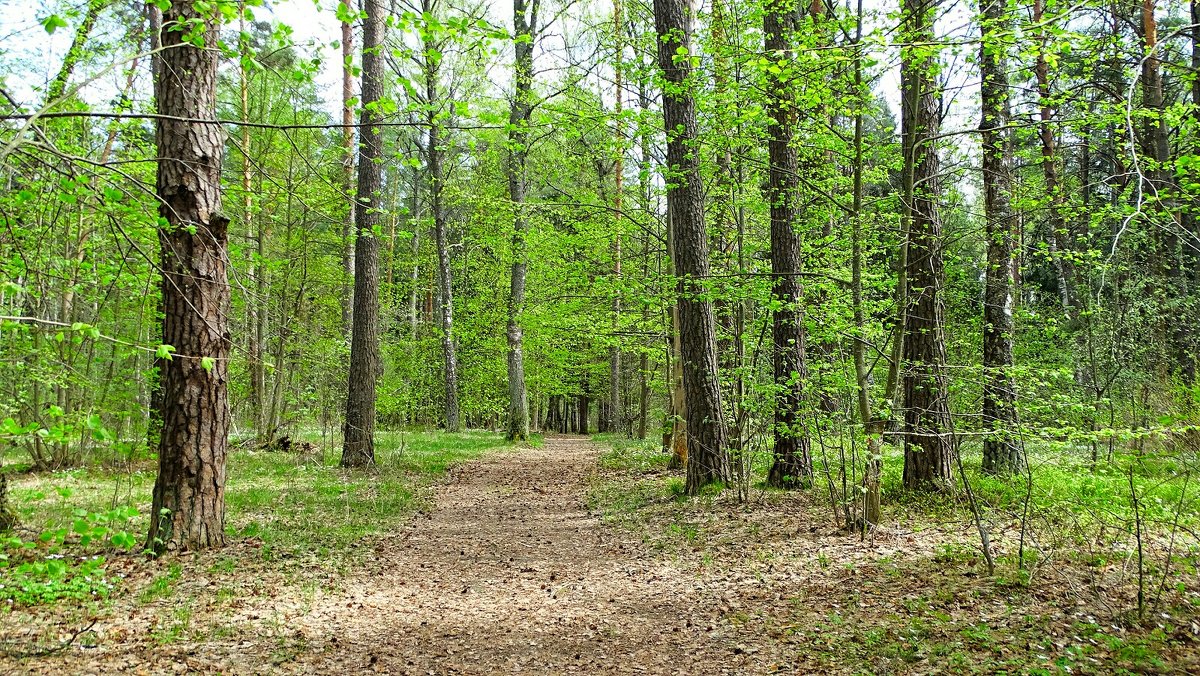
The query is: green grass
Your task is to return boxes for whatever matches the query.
[866,437,1200,533]
[1,429,514,606]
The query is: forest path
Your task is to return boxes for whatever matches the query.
[265,434,762,675]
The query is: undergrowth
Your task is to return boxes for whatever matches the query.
[0,429,515,608]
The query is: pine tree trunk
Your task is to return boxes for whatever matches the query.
[341,0,385,468]
[764,0,812,489]
[147,0,230,553]
[653,0,729,494]
[900,0,955,490]
[979,0,1022,475]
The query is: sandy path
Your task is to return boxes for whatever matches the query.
[270,435,756,675]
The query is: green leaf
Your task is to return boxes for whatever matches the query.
[40,14,68,34]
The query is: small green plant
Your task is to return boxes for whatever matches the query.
[140,562,182,603]
[0,555,114,605]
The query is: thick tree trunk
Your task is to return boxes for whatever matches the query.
[341,0,385,467]
[147,0,230,553]
[340,0,356,335]
[900,0,955,490]
[979,0,1022,475]
[764,0,811,489]
[653,0,729,494]
[506,0,538,442]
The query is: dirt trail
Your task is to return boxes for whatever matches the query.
[251,435,764,674]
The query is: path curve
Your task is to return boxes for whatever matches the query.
[274,435,749,674]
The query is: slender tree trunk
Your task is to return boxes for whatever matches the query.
[979,0,1022,475]
[506,0,539,442]
[764,0,811,489]
[849,0,881,526]
[238,14,266,438]
[608,0,624,437]
[408,171,421,339]
[429,117,460,433]
[45,0,107,104]
[420,1,461,433]
[340,0,357,336]
[147,0,230,553]
[900,0,955,490]
[654,0,729,494]
[1033,0,1075,317]
[341,0,385,467]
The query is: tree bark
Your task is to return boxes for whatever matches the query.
[653,0,729,494]
[900,0,955,490]
[341,0,386,467]
[506,0,539,442]
[979,0,1022,475]
[763,0,811,489]
[147,0,230,553]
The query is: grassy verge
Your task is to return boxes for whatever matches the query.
[586,433,1200,672]
[0,429,516,608]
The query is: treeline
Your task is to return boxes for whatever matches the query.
[0,0,1197,549]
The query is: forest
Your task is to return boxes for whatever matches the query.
[0,0,1198,670]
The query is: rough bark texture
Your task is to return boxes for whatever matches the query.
[979,0,1022,475]
[900,0,956,491]
[763,0,811,489]
[147,0,230,553]
[341,0,385,468]
[654,0,730,494]
[505,0,538,442]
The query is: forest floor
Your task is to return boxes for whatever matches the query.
[2,434,1199,674]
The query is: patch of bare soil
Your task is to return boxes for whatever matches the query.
[1,437,788,674]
